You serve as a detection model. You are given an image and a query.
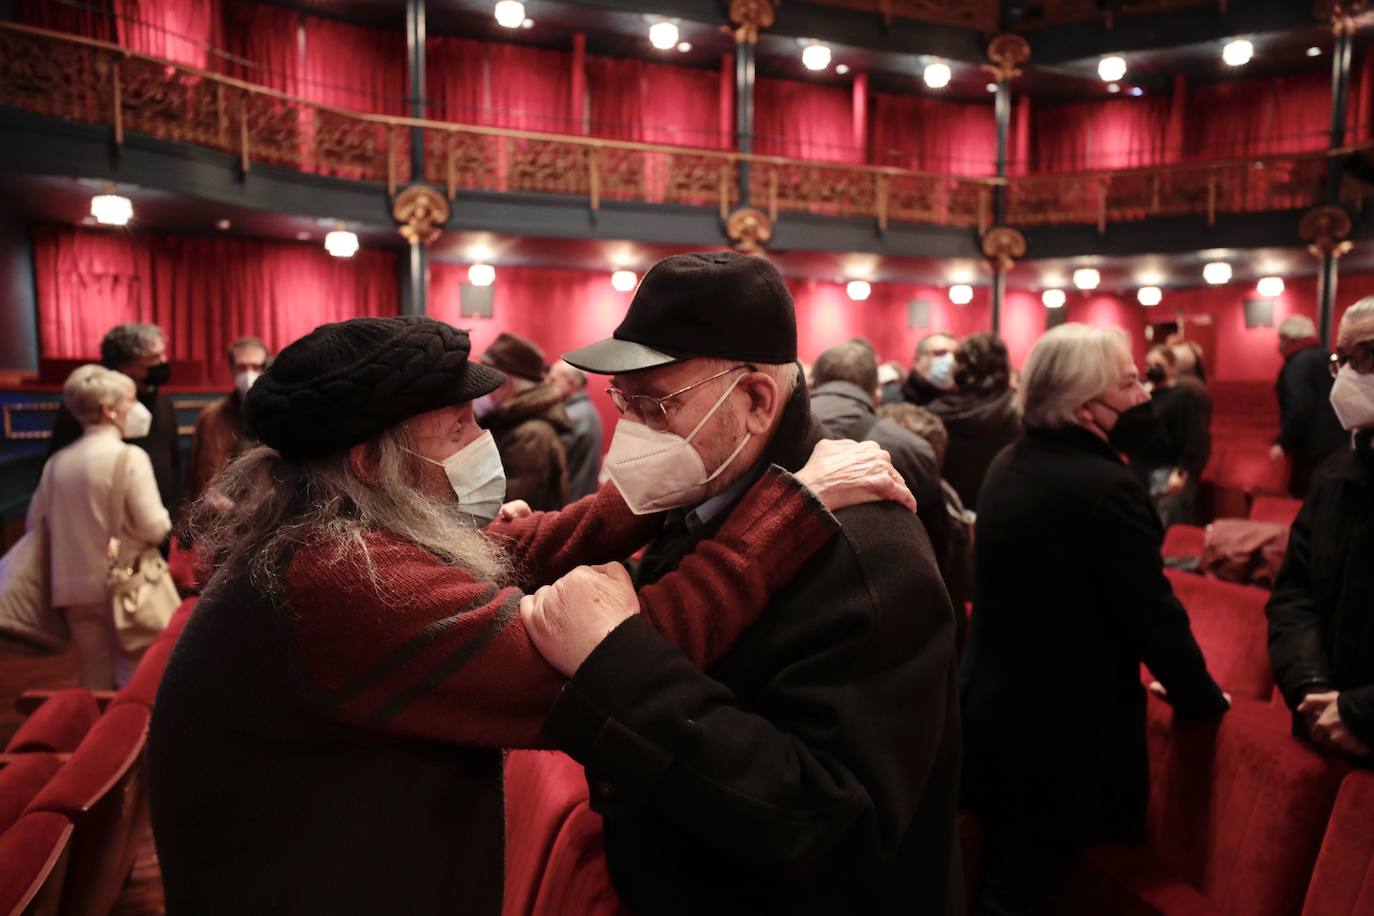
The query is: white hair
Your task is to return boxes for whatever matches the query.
[696,357,799,398]
[1278,315,1317,345]
[1018,324,1130,431]
[1339,297,1374,350]
[63,364,135,427]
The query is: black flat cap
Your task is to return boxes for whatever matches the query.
[246,316,506,460]
[563,251,797,374]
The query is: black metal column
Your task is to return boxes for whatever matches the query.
[990,79,1012,333]
[401,240,427,317]
[406,0,426,181]
[735,41,755,207]
[1318,27,1354,346]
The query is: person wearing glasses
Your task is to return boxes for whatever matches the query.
[1268,297,1374,764]
[526,252,964,915]
[1271,315,1347,498]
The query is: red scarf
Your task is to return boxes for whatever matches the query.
[1280,336,1322,360]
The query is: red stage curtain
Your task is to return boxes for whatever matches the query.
[586,56,726,148]
[427,37,573,131]
[298,14,406,115]
[15,0,116,41]
[221,1,299,91]
[425,36,488,124]
[32,226,398,384]
[869,93,997,174]
[1187,70,1331,158]
[754,78,859,163]
[1030,96,1174,172]
[113,0,220,69]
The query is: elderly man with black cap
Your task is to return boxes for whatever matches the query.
[145,315,910,915]
[531,252,963,915]
[475,331,572,510]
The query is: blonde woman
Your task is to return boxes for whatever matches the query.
[27,365,172,688]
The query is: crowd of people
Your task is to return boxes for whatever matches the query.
[5,249,1372,915]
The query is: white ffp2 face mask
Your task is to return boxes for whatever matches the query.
[234,369,262,399]
[408,430,507,524]
[120,400,153,440]
[1330,363,1374,432]
[604,373,751,515]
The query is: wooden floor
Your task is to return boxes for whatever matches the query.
[2,651,168,914]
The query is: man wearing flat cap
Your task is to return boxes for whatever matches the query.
[476,331,572,510]
[527,251,963,915]
[145,314,911,914]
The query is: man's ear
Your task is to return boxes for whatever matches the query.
[348,442,376,485]
[741,373,781,435]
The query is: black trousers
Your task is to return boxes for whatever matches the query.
[973,819,1077,916]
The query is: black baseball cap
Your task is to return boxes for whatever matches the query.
[563,252,798,374]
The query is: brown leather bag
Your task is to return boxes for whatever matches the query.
[1200,519,1290,589]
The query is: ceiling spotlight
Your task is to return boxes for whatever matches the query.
[986,82,998,93]
[468,263,496,286]
[1203,261,1232,285]
[521,18,534,28]
[611,270,637,292]
[1107,83,1121,94]
[1137,286,1162,307]
[802,43,831,72]
[295,230,311,241]
[90,194,133,226]
[676,41,691,53]
[1042,289,1066,309]
[1257,276,1285,297]
[1129,86,1144,97]
[649,21,679,50]
[1073,268,1101,290]
[846,280,872,302]
[835,64,850,75]
[493,0,525,29]
[949,284,973,305]
[324,230,358,258]
[924,62,952,89]
[215,218,231,230]
[1307,46,1322,58]
[1222,38,1253,67]
[1098,55,1127,82]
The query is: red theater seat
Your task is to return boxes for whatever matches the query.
[0,811,74,916]
[4,687,101,754]
[1163,570,1274,701]
[110,597,196,711]
[1163,524,1207,561]
[1248,496,1302,527]
[1068,698,1349,916]
[0,753,64,833]
[1303,770,1374,916]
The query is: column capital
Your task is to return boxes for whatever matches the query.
[982,34,1030,83]
[730,0,775,45]
[726,207,773,253]
[982,226,1026,273]
[1315,0,1369,35]
[1300,204,1354,258]
[392,184,451,245]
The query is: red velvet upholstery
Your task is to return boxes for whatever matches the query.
[4,687,101,753]
[25,704,149,818]
[0,753,64,833]
[1164,570,1274,701]
[1070,698,1349,916]
[1248,496,1303,527]
[1303,770,1374,916]
[110,597,196,711]
[1163,524,1207,560]
[0,811,74,916]
[503,750,625,916]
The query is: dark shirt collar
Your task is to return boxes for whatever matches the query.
[811,380,876,414]
[1025,423,1125,465]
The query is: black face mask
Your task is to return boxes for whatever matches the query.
[144,361,172,388]
[1145,364,1166,385]
[1095,399,1157,454]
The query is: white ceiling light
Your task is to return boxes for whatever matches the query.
[1107,83,1121,94]
[90,194,133,226]
[802,43,831,71]
[1098,55,1127,82]
[295,230,311,241]
[1307,46,1322,58]
[493,0,525,29]
[1203,261,1232,285]
[611,270,637,292]
[1257,276,1285,297]
[986,82,998,93]
[649,21,679,50]
[1042,289,1066,309]
[924,62,952,89]
[949,284,973,305]
[468,263,496,286]
[846,280,872,301]
[1222,39,1253,67]
[1137,286,1162,307]
[1073,268,1101,290]
[520,18,534,28]
[1129,86,1144,97]
[676,41,691,53]
[835,64,850,75]
[324,230,358,258]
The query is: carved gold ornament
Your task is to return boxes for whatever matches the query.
[981,226,1026,273]
[730,0,775,44]
[1315,0,1370,35]
[982,34,1030,83]
[726,208,773,253]
[391,185,452,245]
[1300,205,1354,258]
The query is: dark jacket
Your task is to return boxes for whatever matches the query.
[1267,434,1374,753]
[544,382,964,916]
[1276,343,1347,461]
[929,388,1022,508]
[899,369,947,407]
[188,392,254,502]
[49,389,181,512]
[961,425,1228,846]
[1126,384,1209,482]
[481,383,572,511]
[1177,373,1213,473]
[810,380,951,578]
[561,390,604,502]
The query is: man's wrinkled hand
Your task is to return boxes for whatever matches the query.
[1301,692,1371,757]
[795,438,916,513]
[519,563,640,676]
[497,500,532,522]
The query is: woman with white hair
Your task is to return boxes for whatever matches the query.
[26,364,172,688]
[959,323,1228,915]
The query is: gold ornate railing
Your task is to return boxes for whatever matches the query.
[0,20,1365,234]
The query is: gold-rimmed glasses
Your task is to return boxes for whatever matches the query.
[606,364,753,432]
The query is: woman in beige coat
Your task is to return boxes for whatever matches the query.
[27,365,172,688]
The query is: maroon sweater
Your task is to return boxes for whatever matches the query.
[148,468,835,915]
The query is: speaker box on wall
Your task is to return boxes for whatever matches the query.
[908,300,932,329]
[1244,298,1275,329]
[460,284,494,318]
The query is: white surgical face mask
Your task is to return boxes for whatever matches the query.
[234,369,262,399]
[604,373,751,515]
[120,400,153,440]
[1330,363,1374,432]
[927,353,956,390]
[408,430,507,524]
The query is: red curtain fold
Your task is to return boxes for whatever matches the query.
[221,0,300,92]
[1186,70,1331,159]
[426,37,573,132]
[425,35,488,124]
[15,0,116,41]
[754,78,859,164]
[33,226,398,384]
[298,14,406,115]
[869,93,997,175]
[586,56,725,148]
[113,0,219,69]
[1030,96,1174,173]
